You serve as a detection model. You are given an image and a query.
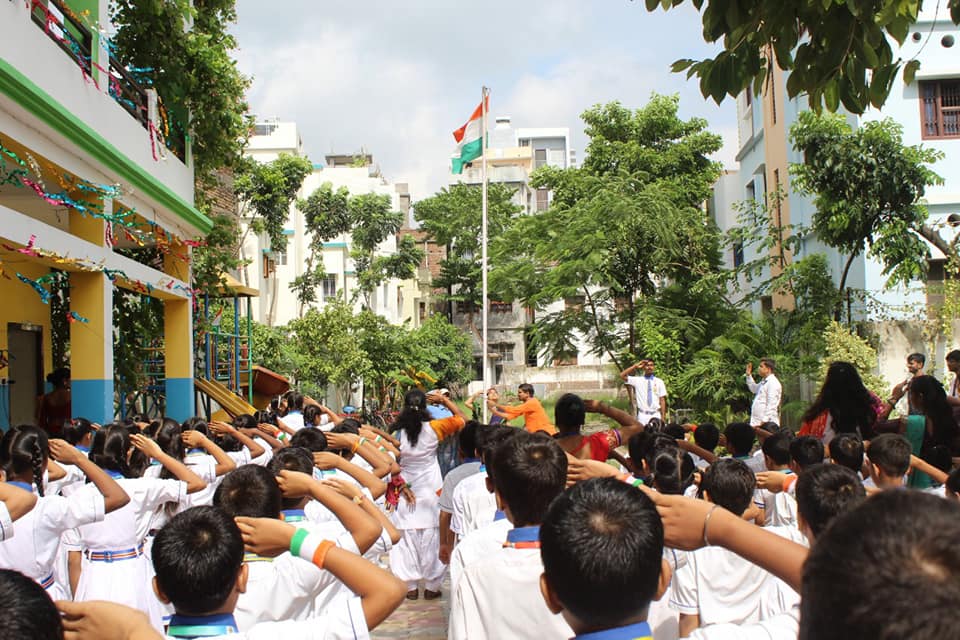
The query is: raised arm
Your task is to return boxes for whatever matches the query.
[130,434,206,494]
[0,481,36,521]
[324,477,401,544]
[676,438,718,465]
[210,421,266,460]
[910,454,950,486]
[619,361,642,383]
[584,399,644,442]
[182,430,236,476]
[359,425,400,449]
[49,440,130,513]
[314,451,387,500]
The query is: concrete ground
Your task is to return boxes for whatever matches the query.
[372,575,450,640]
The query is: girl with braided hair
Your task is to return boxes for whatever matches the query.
[0,424,129,601]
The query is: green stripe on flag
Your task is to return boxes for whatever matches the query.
[452,138,483,174]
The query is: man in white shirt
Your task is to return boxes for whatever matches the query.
[745,358,782,427]
[620,359,668,425]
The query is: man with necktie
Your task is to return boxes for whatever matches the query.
[619,359,668,426]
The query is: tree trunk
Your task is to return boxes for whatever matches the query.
[835,250,859,321]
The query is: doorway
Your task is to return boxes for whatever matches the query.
[7,323,42,427]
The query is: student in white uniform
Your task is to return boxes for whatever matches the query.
[0,482,38,541]
[71,425,207,630]
[539,478,674,640]
[671,458,796,637]
[281,391,307,432]
[449,432,573,640]
[758,431,798,529]
[450,426,516,540]
[388,389,466,600]
[0,427,129,600]
[213,465,381,630]
[62,417,96,454]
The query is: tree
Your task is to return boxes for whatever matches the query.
[287,301,371,402]
[414,183,521,333]
[789,111,945,314]
[235,154,313,255]
[408,314,475,389]
[491,96,726,369]
[648,0,960,114]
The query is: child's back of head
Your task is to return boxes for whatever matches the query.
[266,448,315,510]
[553,394,585,433]
[540,478,663,631]
[867,433,911,479]
[152,506,244,616]
[214,464,281,518]
[288,427,328,452]
[489,431,567,526]
[700,458,755,516]
[693,423,720,452]
[724,422,755,457]
[761,431,794,468]
[802,491,960,639]
[828,433,864,473]
[0,569,62,640]
[790,436,825,471]
[795,463,866,540]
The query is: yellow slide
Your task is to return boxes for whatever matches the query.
[194,377,257,419]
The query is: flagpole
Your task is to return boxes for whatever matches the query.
[481,86,490,423]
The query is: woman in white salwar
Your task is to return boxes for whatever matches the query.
[389,389,465,600]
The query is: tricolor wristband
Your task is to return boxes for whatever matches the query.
[290,530,335,569]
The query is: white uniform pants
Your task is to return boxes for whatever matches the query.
[390,527,445,591]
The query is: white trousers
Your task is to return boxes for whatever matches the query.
[390,527,445,591]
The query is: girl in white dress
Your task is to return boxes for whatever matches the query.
[71,424,206,631]
[388,389,465,600]
[0,425,129,601]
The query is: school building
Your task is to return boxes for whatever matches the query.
[0,0,211,426]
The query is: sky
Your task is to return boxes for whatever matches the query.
[232,0,738,202]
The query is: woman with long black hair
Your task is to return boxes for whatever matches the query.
[389,389,465,601]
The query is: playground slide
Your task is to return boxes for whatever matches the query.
[194,377,257,419]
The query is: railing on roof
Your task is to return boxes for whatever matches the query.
[29,0,187,163]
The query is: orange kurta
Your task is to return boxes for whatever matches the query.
[499,398,556,435]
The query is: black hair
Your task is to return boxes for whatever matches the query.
[90,424,134,479]
[947,467,960,496]
[0,425,49,496]
[907,352,926,366]
[693,423,720,452]
[213,465,281,518]
[46,367,70,388]
[541,479,663,628]
[489,431,567,526]
[458,420,481,458]
[391,389,430,447]
[790,436,825,470]
[801,491,960,640]
[334,418,361,435]
[284,391,305,412]
[700,458,755,516]
[266,448,315,510]
[232,414,258,431]
[182,417,209,433]
[254,410,278,427]
[947,349,960,363]
[478,426,519,470]
[828,432,864,473]
[661,423,684,440]
[759,357,776,372]
[640,433,683,495]
[909,375,959,450]
[554,393,585,434]
[867,434,911,478]
[761,431,794,467]
[724,422,755,457]
[802,361,877,434]
[0,569,63,639]
[924,444,953,475]
[518,383,535,397]
[302,405,321,426]
[289,428,328,453]
[154,418,184,480]
[62,417,94,446]
[152,506,244,616]
[795,464,866,539]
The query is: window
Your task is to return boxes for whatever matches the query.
[493,342,515,364]
[920,80,960,139]
[274,249,287,266]
[534,148,547,169]
[733,242,745,268]
[536,188,549,211]
[253,122,279,136]
[490,302,513,314]
[321,274,337,299]
[524,327,539,367]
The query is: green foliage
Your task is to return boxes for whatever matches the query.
[650,0,960,113]
[109,0,251,181]
[818,321,888,397]
[191,212,245,296]
[287,301,371,400]
[235,154,313,253]
[790,112,945,295]
[114,291,164,393]
[490,96,726,368]
[407,314,475,388]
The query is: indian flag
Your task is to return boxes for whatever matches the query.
[451,97,488,174]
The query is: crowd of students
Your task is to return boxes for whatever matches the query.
[0,360,958,639]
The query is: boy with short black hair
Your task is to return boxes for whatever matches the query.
[449,431,570,639]
[724,422,764,473]
[789,436,824,472]
[149,505,406,639]
[864,434,911,490]
[539,478,671,639]
[828,432,864,476]
[692,423,720,470]
[794,464,866,540]
[438,421,484,565]
[673,459,795,636]
[759,431,798,528]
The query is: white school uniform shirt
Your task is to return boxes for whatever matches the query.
[449,541,573,640]
[284,411,306,432]
[626,374,668,422]
[249,437,274,467]
[761,487,799,529]
[687,603,800,640]
[0,483,105,600]
[236,551,345,631]
[449,516,512,592]
[450,471,497,537]
[670,544,789,628]
[165,596,369,640]
[391,416,463,531]
[0,502,11,542]
[746,373,782,427]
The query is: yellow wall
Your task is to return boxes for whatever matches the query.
[0,260,54,377]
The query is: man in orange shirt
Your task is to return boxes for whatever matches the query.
[488,383,557,435]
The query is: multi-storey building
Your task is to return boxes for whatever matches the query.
[0,0,210,425]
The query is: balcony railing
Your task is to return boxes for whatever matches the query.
[30,0,187,162]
